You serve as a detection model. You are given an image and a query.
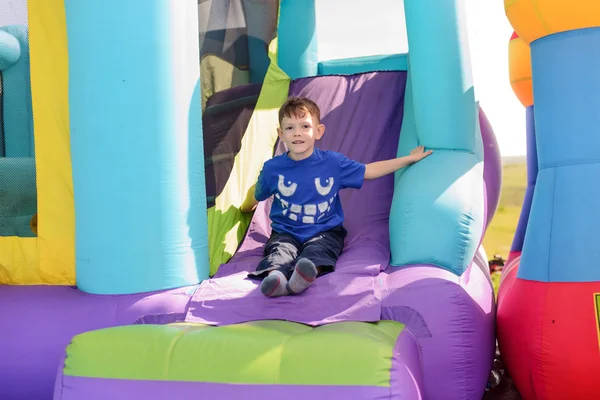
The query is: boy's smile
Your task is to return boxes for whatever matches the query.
[278,112,325,161]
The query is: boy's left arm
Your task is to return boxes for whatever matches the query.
[364,146,432,180]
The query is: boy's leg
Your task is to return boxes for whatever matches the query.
[287,225,346,294]
[247,231,300,297]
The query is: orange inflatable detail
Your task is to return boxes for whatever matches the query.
[508,32,533,107]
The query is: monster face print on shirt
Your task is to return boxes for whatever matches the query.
[254,148,366,243]
[276,174,336,224]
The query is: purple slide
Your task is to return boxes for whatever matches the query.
[182,72,496,399]
[186,73,407,327]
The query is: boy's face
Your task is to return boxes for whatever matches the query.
[277,111,325,160]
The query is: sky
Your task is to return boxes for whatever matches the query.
[316,0,526,157]
[0,0,26,25]
[0,0,526,156]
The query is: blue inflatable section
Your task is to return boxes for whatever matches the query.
[0,29,20,70]
[390,74,484,275]
[65,0,209,295]
[403,0,477,152]
[389,0,483,276]
[277,0,318,79]
[519,28,600,283]
[0,25,34,157]
[318,54,408,75]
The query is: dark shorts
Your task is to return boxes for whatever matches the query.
[247,225,347,280]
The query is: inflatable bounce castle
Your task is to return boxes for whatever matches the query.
[0,0,504,399]
[497,1,600,399]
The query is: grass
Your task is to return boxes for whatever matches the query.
[482,158,527,261]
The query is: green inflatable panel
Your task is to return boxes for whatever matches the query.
[60,320,423,391]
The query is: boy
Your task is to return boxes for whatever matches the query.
[241,96,432,297]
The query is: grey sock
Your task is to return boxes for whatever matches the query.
[288,258,318,294]
[260,270,289,297]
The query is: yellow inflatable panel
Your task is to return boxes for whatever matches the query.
[5,0,76,285]
[505,0,600,44]
[0,237,38,284]
[508,32,533,107]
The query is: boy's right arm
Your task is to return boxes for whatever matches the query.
[240,166,270,213]
[240,184,259,213]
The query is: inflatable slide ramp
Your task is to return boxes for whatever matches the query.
[54,321,423,399]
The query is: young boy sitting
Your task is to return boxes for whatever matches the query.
[241,96,432,297]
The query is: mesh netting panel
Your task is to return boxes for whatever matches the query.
[0,73,4,157]
[198,0,278,108]
[0,3,37,238]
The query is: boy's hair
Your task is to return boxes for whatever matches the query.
[278,96,321,125]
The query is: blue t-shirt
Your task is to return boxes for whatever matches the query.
[255,148,366,243]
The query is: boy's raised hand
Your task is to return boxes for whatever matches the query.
[409,145,433,162]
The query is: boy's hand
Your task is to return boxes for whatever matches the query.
[240,184,259,213]
[409,146,433,162]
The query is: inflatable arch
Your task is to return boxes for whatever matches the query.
[0,1,501,399]
[498,1,600,398]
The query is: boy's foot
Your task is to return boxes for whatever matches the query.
[260,270,290,297]
[288,258,318,294]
